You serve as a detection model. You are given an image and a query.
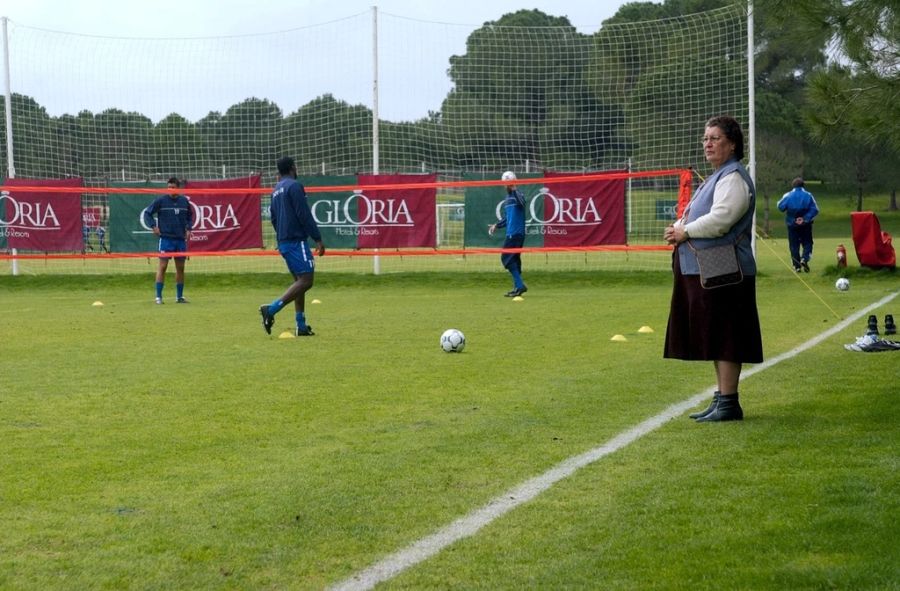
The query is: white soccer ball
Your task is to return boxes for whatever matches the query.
[835,277,850,291]
[440,328,466,353]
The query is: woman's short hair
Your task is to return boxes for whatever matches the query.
[705,115,745,161]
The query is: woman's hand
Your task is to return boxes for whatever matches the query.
[664,224,688,245]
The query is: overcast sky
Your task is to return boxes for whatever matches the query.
[1,0,625,37]
[0,1,631,122]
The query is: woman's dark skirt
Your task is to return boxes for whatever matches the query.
[664,252,763,363]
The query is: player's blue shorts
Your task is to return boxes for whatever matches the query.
[278,241,315,275]
[158,237,187,261]
[501,233,525,269]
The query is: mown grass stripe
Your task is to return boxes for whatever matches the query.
[330,290,899,591]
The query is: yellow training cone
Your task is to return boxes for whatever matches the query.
[92,301,104,307]
[512,296,524,302]
[638,326,654,333]
[610,334,627,342]
[311,299,322,304]
[278,331,295,339]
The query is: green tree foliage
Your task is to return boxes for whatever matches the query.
[761,0,899,155]
[443,9,615,170]
[0,94,55,179]
[3,0,894,193]
[283,94,372,175]
[217,98,283,174]
[153,113,207,178]
[594,3,747,169]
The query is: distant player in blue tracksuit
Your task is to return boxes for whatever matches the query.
[488,170,527,297]
[143,177,192,304]
[777,177,819,272]
[259,156,326,336]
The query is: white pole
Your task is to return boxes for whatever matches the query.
[371,5,381,275]
[2,17,14,181]
[626,157,633,235]
[3,17,18,276]
[747,0,757,256]
[747,0,756,187]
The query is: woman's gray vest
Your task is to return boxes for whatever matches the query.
[678,158,756,276]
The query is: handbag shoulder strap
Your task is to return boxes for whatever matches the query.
[686,231,745,252]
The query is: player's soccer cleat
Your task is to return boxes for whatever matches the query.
[259,305,274,335]
[176,297,189,303]
[155,297,163,305]
[866,315,879,336]
[843,334,878,352]
[885,314,896,336]
[843,334,900,352]
[801,260,810,272]
[295,325,315,336]
[505,286,528,297]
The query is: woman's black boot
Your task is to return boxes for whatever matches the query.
[696,393,743,422]
[689,392,720,419]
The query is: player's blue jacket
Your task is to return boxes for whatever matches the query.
[495,189,526,237]
[142,194,193,239]
[777,187,819,226]
[270,177,322,243]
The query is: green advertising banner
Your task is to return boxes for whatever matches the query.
[107,181,166,252]
[463,173,544,247]
[299,176,358,249]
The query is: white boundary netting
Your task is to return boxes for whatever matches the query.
[0,5,747,274]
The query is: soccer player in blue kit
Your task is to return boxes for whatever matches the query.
[488,170,528,297]
[143,177,193,304]
[777,177,819,272]
[259,157,326,336]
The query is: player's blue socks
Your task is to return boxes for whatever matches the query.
[509,268,524,290]
[155,282,164,298]
[269,299,285,315]
[296,311,307,329]
[176,283,184,299]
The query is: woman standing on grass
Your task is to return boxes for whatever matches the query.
[662,115,763,422]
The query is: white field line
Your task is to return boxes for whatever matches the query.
[330,290,899,591]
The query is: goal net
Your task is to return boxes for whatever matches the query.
[0,5,747,275]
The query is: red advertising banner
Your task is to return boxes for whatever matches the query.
[184,175,263,251]
[541,172,626,246]
[355,174,437,248]
[2,177,84,251]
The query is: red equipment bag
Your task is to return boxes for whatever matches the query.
[850,211,896,269]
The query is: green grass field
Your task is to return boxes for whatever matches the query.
[2,243,898,590]
[2,188,898,590]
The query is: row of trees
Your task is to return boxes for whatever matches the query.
[751,0,898,203]
[0,3,743,182]
[1,0,897,203]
